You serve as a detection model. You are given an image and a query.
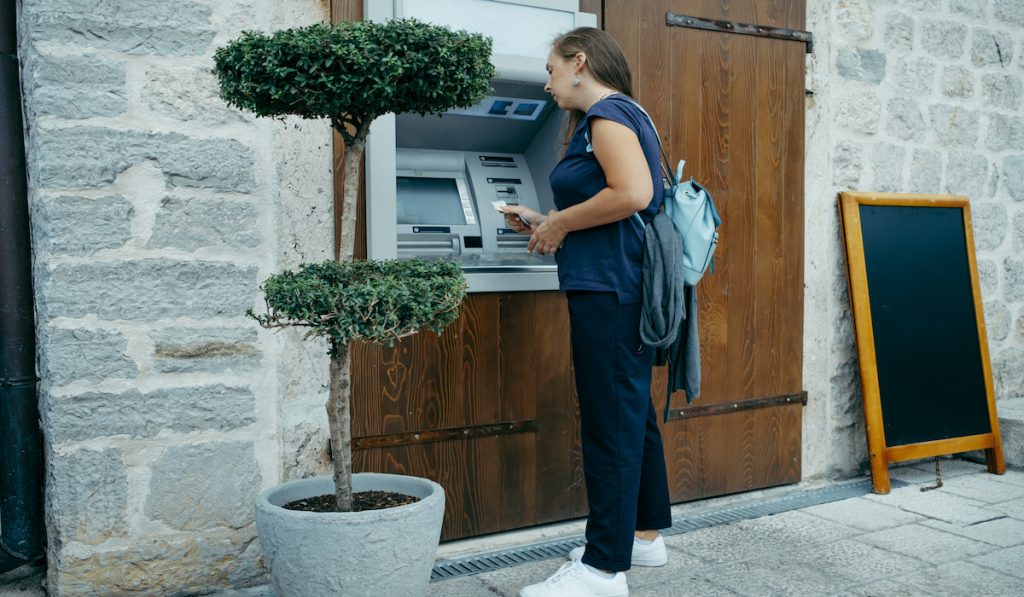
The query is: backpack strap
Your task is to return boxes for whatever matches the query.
[610,96,679,187]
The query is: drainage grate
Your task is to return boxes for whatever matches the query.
[430,477,905,582]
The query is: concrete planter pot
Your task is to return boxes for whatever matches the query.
[255,473,445,597]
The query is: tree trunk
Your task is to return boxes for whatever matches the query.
[327,345,353,512]
[326,135,364,512]
[338,138,364,263]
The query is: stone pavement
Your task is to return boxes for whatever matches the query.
[3,458,1022,597]
[420,458,1024,597]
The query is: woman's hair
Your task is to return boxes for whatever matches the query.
[551,27,633,146]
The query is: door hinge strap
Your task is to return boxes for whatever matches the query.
[353,419,538,449]
[667,391,807,421]
[666,12,814,53]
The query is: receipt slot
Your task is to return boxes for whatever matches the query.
[364,0,597,292]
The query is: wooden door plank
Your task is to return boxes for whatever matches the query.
[752,35,788,398]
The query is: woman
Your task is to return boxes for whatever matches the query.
[501,27,673,597]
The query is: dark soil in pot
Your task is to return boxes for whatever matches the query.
[284,491,419,512]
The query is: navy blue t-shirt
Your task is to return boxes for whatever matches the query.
[549,95,665,304]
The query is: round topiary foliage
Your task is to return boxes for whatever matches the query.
[212,18,496,140]
[249,258,468,356]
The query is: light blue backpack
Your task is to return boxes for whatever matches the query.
[628,102,722,286]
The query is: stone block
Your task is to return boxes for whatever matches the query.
[994,0,1024,26]
[37,259,257,321]
[1018,307,1024,343]
[833,140,864,188]
[942,65,974,99]
[1006,257,1024,301]
[922,20,968,60]
[46,385,255,443]
[30,127,256,191]
[1016,211,1024,254]
[835,1,873,43]
[949,0,986,18]
[151,326,260,373]
[886,97,926,141]
[929,105,980,147]
[982,74,1022,110]
[37,327,137,385]
[972,28,1014,67]
[47,447,127,545]
[987,114,1024,152]
[945,151,990,197]
[984,301,1010,341]
[977,259,998,298]
[52,531,263,596]
[983,197,1007,241]
[835,90,881,133]
[146,441,261,531]
[281,422,331,481]
[891,57,935,96]
[22,53,126,119]
[836,48,886,83]
[935,474,1024,504]
[871,142,905,192]
[147,198,260,251]
[142,65,250,124]
[23,0,214,56]
[31,195,132,256]
[1003,155,1024,200]
[882,12,914,52]
[993,346,1024,399]
[909,148,942,193]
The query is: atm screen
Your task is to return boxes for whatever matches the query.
[396,176,468,225]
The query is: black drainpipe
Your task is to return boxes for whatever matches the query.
[0,0,45,573]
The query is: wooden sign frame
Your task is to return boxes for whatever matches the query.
[839,192,1005,493]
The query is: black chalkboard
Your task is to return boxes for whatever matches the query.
[839,192,1004,494]
[859,205,990,446]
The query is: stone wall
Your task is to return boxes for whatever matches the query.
[802,0,1024,479]
[19,1,334,595]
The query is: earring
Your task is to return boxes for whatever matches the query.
[572,76,581,86]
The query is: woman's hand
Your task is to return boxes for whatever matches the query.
[499,204,542,233]
[527,210,568,255]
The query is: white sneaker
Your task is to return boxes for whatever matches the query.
[519,560,628,597]
[568,535,668,567]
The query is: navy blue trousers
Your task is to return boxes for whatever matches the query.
[567,291,673,573]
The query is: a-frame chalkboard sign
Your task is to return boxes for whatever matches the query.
[839,192,1005,493]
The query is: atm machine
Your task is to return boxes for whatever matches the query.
[364,0,598,292]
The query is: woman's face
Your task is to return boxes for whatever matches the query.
[544,49,578,110]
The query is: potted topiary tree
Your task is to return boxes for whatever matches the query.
[212,18,495,597]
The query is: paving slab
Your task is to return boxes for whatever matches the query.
[801,496,925,531]
[919,516,1024,547]
[934,473,1024,504]
[865,486,1003,525]
[885,560,1024,597]
[842,579,930,597]
[906,458,989,478]
[426,575,497,597]
[970,544,1024,580]
[854,522,997,564]
[988,468,1024,488]
[670,510,860,565]
[785,538,926,585]
[629,577,740,597]
[696,558,852,597]
[991,496,1024,520]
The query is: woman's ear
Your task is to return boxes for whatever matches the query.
[574,52,587,74]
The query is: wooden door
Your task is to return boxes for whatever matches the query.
[333,0,806,540]
[605,0,807,501]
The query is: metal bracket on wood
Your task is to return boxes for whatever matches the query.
[353,419,539,449]
[666,12,814,53]
[667,391,807,421]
